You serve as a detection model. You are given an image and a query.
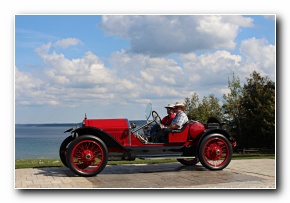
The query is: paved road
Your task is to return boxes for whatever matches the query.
[15,159,275,189]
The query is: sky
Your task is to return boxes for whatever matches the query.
[15,14,275,124]
[2,0,289,201]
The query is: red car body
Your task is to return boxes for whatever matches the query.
[60,105,237,177]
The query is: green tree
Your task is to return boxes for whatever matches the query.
[197,94,222,123]
[239,71,275,148]
[185,93,222,123]
[222,73,243,141]
[184,93,199,120]
[184,71,275,150]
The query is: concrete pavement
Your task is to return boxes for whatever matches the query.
[15,159,276,189]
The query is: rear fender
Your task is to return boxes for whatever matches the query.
[196,129,236,154]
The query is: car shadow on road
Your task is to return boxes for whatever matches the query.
[101,163,208,175]
[33,163,208,177]
[33,167,79,177]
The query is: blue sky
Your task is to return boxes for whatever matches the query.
[15,15,275,124]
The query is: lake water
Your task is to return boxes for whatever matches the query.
[15,121,146,160]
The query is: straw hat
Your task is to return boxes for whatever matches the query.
[164,104,175,109]
[174,101,186,110]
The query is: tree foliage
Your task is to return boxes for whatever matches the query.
[185,93,222,123]
[184,71,275,149]
[222,73,243,141]
[239,71,275,148]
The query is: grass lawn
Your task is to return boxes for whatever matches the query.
[15,153,275,169]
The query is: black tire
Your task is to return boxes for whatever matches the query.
[199,133,232,170]
[59,136,74,167]
[66,135,108,177]
[177,157,199,166]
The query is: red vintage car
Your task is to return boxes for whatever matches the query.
[59,103,237,177]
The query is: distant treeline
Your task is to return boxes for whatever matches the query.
[15,123,80,127]
[15,120,146,128]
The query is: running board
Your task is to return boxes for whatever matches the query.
[138,156,196,160]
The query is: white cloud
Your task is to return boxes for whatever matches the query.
[53,38,83,49]
[17,44,146,107]
[180,50,242,89]
[240,37,275,79]
[100,15,254,56]
[15,67,60,106]
[140,71,154,82]
[34,42,52,56]
[16,32,275,115]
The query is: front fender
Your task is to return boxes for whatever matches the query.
[72,126,128,151]
[64,127,74,133]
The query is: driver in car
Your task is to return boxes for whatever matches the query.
[139,104,176,143]
[152,102,188,142]
[165,102,188,130]
[150,104,176,132]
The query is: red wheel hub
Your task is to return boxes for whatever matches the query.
[82,150,94,161]
[205,143,223,160]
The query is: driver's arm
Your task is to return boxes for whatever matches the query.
[168,124,180,130]
[163,123,179,129]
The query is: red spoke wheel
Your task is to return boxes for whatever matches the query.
[66,135,108,177]
[199,134,232,170]
[59,136,74,167]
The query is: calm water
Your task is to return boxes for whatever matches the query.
[15,121,146,160]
